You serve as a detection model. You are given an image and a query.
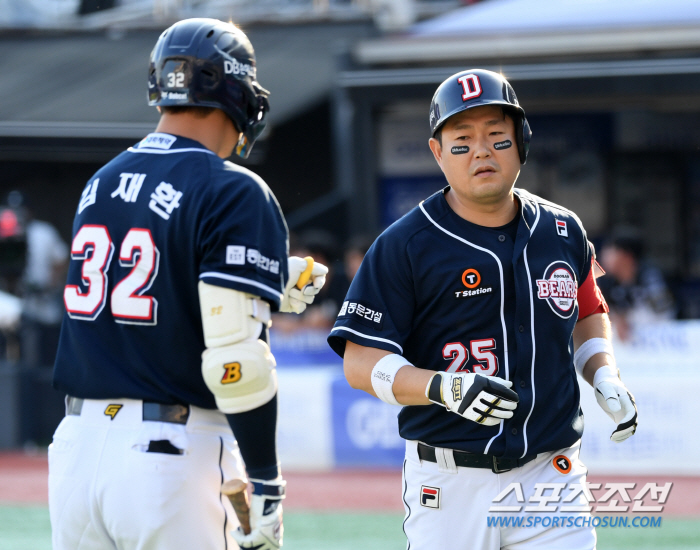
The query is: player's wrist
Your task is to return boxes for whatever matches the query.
[593,364,620,388]
[370,354,413,406]
[426,372,444,405]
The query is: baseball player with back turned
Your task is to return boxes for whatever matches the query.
[328,69,638,549]
[49,18,327,550]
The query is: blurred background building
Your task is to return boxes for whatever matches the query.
[0,0,699,476]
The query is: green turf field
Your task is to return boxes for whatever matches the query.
[1,505,699,549]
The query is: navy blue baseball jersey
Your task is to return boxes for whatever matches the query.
[328,186,606,459]
[54,133,289,409]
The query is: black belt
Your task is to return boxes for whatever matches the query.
[66,396,190,425]
[417,442,536,474]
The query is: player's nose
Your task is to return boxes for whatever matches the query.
[472,135,492,159]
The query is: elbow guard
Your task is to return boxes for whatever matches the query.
[199,282,277,414]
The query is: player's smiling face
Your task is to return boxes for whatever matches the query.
[429,105,521,208]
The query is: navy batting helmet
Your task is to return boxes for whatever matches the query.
[429,69,532,164]
[148,18,270,159]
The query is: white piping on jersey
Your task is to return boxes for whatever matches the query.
[199,271,283,300]
[127,147,217,156]
[330,326,403,354]
[520,201,541,458]
[418,202,508,454]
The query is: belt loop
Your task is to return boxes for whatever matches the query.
[435,447,458,474]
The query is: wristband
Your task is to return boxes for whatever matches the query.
[593,364,619,387]
[426,372,444,404]
[573,337,614,377]
[370,354,412,406]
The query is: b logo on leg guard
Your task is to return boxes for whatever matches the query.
[552,455,571,474]
[420,485,441,509]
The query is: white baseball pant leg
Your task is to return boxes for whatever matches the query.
[402,440,596,550]
[49,398,245,550]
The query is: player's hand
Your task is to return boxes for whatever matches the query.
[232,478,285,550]
[594,371,638,443]
[279,256,328,314]
[426,372,519,426]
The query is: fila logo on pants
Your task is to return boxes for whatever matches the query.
[420,485,441,509]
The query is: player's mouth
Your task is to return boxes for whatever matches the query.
[473,165,497,178]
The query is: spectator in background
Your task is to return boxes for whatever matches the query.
[598,226,675,341]
[344,234,375,283]
[7,191,69,366]
[273,229,361,332]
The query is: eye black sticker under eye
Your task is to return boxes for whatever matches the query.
[494,140,512,150]
[451,146,470,155]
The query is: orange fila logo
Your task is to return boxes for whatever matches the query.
[552,455,571,474]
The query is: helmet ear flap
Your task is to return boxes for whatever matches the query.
[518,116,532,165]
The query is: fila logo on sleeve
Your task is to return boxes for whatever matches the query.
[420,485,441,509]
[556,219,568,237]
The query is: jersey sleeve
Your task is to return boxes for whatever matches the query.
[327,231,415,357]
[578,240,609,319]
[198,176,289,310]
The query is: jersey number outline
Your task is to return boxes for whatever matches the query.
[442,338,499,376]
[64,226,160,325]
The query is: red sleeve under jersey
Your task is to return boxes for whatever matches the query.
[578,258,609,319]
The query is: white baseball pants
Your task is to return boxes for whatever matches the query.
[402,440,596,550]
[49,398,246,550]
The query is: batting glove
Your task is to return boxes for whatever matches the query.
[594,366,638,443]
[279,256,328,314]
[426,372,519,426]
[232,478,286,550]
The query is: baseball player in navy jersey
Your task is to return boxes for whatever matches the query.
[328,69,638,549]
[49,19,327,550]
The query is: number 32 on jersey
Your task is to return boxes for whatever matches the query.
[442,339,499,375]
[64,225,160,325]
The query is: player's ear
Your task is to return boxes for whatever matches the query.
[429,137,443,168]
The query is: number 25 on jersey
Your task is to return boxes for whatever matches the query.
[442,338,499,375]
[64,225,160,325]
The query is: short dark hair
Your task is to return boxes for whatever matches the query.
[160,106,217,118]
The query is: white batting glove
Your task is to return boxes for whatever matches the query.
[279,256,328,314]
[426,372,519,426]
[594,366,638,443]
[232,478,286,550]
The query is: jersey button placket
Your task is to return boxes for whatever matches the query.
[519,380,526,388]
[511,428,518,435]
[498,235,506,242]
[518,325,525,333]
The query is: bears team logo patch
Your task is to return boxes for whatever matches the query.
[104,404,123,420]
[536,261,578,319]
[420,485,441,509]
[552,455,572,474]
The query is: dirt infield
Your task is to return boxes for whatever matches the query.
[2,452,698,516]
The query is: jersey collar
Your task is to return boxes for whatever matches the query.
[133,133,216,154]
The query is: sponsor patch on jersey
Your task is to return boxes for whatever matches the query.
[454,268,493,299]
[555,219,568,237]
[104,404,123,420]
[226,245,246,265]
[225,246,280,274]
[536,261,578,318]
[337,301,384,329]
[141,133,176,150]
[552,455,572,474]
[420,485,441,509]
